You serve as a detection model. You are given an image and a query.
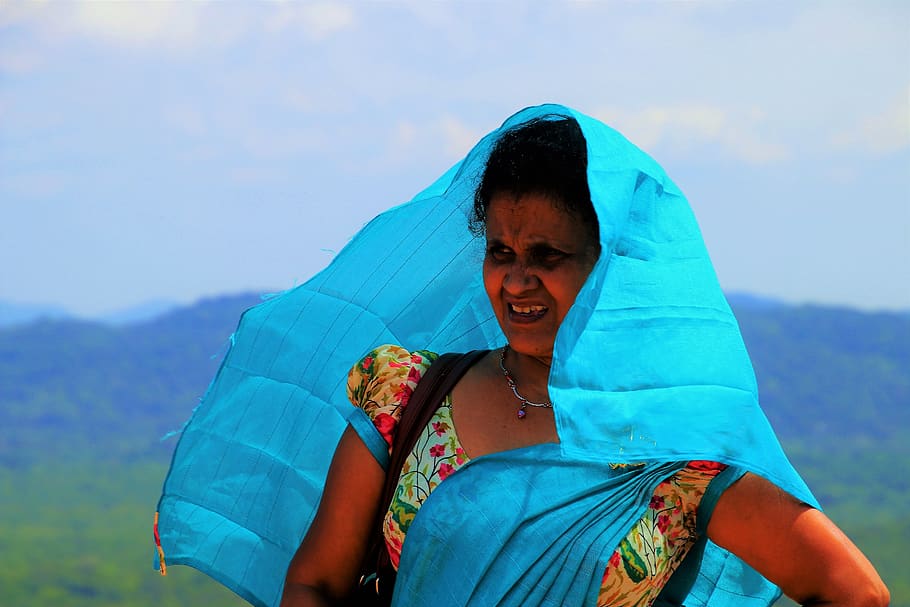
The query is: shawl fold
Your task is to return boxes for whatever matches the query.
[155,104,815,607]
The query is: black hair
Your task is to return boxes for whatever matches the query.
[469,116,598,245]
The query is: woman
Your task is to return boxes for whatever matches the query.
[154,105,887,607]
[278,115,887,605]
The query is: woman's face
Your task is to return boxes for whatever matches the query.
[483,192,599,364]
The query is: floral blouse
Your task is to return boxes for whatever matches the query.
[348,345,728,607]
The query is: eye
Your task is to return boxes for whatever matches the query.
[486,244,513,263]
[542,247,564,259]
[533,246,567,264]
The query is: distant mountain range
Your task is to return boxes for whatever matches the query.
[0,299,182,328]
[2,290,907,602]
[0,293,262,466]
[0,301,72,327]
[4,291,904,329]
[1,290,907,467]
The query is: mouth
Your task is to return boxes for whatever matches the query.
[508,303,548,322]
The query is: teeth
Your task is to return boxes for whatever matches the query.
[511,304,546,314]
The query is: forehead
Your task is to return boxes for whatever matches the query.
[485,192,594,244]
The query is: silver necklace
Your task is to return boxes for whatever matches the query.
[498,345,552,419]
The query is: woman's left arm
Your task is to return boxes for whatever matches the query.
[707,472,889,606]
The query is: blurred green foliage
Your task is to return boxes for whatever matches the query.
[1,295,907,605]
[0,463,248,607]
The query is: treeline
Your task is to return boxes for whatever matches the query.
[0,293,262,466]
[1,293,907,605]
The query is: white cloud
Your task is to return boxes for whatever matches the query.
[594,104,789,165]
[370,114,482,172]
[227,165,285,186]
[356,119,422,173]
[831,87,910,155]
[0,47,42,73]
[0,1,355,53]
[438,115,482,160]
[265,2,356,41]
[162,104,208,138]
[0,170,67,200]
[18,2,209,51]
[280,86,359,116]
[283,90,318,113]
[72,2,202,48]
[339,113,485,181]
[392,120,419,150]
[401,2,459,28]
[0,1,224,52]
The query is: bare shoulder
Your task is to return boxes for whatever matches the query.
[708,472,889,607]
[450,351,558,458]
[281,427,385,606]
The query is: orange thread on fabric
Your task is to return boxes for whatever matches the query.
[154,512,167,575]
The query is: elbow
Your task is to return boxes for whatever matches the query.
[838,580,890,607]
[280,581,336,607]
[796,573,890,607]
[863,582,890,607]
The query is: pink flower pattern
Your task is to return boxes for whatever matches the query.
[597,465,726,606]
[348,345,727,607]
[372,413,396,447]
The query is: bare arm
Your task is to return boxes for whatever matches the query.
[280,426,386,607]
[707,472,889,607]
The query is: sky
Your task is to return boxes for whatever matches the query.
[1,1,908,317]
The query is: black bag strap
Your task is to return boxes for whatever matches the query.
[386,350,489,490]
[359,349,489,599]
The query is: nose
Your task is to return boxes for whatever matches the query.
[503,260,539,294]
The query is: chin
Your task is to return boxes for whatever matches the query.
[503,336,555,360]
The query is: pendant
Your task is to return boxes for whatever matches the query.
[517,407,527,419]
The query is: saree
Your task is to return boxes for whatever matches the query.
[154,104,816,607]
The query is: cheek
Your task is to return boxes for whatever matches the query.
[555,269,593,318]
[482,259,498,300]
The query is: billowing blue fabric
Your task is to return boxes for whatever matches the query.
[155,104,816,607]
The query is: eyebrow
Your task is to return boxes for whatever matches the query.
[486,236,575,249]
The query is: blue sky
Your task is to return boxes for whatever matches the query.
[1,1,908,317]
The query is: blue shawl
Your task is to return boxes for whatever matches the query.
[155,104,816,607]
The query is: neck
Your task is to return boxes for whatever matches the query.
[503,346,552,388]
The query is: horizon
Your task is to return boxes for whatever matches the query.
[2,286,907,329]
[2,2,908,316]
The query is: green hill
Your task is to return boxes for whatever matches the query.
[1,293,907,605]
[0,293,262,466]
